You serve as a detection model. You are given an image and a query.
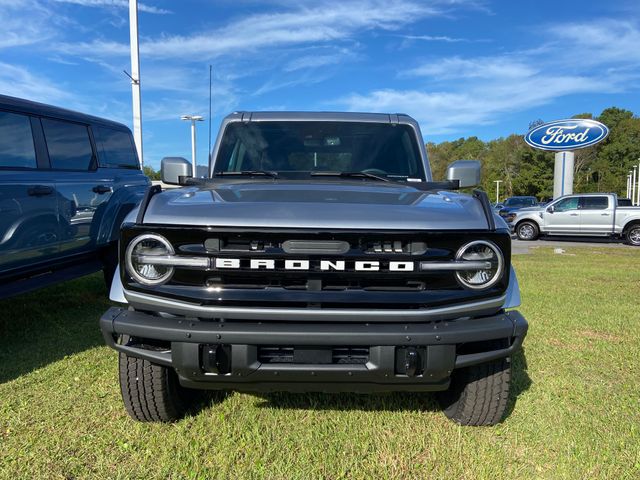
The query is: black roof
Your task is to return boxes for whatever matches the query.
[0,93,130,131]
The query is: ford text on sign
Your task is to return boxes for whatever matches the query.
[524,119,609,151]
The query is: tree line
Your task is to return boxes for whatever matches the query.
[427,107,640,201]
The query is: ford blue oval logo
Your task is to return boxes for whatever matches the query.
[524,119,609,151]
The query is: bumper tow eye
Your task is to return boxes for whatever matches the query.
[404,348,419,377]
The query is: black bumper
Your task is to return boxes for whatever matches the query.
[100,307,528,393]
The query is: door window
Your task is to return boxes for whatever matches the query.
[42,118,93,170]
[579,196,609,210]
[553,197,579,212]
[0,111,37,169]
[93,127,139,169]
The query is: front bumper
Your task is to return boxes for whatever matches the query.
[100,307,527,393]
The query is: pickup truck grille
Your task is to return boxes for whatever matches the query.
[121,226,511,309]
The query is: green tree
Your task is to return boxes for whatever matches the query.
[143,165,161,181]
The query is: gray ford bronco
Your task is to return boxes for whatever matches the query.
[100,112,528,426]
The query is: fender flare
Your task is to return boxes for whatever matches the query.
[503,265,521,309]
[109,266,127,303]
[96,185,148,246]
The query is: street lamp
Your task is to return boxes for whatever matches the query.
[633,166,638,206]
[493,180,502,204]
[181,115,204,175]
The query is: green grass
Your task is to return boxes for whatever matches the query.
[1,247,639,479]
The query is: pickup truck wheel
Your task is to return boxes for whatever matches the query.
[437,355,511,426]
[516,221,539,241]
[119,353,197,422]
[626,225,640,246]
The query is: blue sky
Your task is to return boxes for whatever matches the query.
[1,0,639,169]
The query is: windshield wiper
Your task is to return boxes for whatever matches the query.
[310,171,390,182]
[214,170,278,178]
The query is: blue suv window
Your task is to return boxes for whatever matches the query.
[42,118,93,170]
[94,127,139,169]
[0,111,37,169]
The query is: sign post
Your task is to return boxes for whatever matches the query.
[524,119,609,199]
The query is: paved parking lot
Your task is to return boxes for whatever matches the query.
[511,236,636,254]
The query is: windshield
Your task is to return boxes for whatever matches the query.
[504,197,536,207]
[213,121,426,180]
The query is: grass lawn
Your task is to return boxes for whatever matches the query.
[1,247,639,479]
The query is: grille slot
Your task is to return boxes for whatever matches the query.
[258,346,369,364]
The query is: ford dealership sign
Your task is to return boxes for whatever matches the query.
[524,119,609,151]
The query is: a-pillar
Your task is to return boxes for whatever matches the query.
[553,151,574,199]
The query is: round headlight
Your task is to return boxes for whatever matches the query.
[125,234,175,285]
[455,240,504,290]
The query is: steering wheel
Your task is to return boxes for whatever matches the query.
[361,168,387,175]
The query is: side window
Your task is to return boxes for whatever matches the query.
[554,197,579,212]
[41,118,93,170]
[580,196,609,210]
[0,111,37,169]
[93,126,139,169]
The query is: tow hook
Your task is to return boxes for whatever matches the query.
[404,348,419,377]
[202,344,231,374]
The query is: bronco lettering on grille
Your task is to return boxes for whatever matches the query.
[213,258,415,271]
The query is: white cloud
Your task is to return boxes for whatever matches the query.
[400,34,468,43]
[0,62,71,104]
[546,19,640,67]
[405,56,537,79]
[52,0,455,59]
[0,0,59,49]
[342,73,609,135]
[341,19,640,135]
[51,0,171,14]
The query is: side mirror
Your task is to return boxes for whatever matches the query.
[445,160,481,188]
[161,157,192,185]
[547,205,555,213]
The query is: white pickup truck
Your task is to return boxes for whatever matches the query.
[509,193,640,245]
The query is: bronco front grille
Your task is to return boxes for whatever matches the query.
[121,226,511,307]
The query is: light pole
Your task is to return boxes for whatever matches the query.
[633,166,638,206]
[636,160,640,206]
[181,115,204,175]
[129,0,143,166]
[627,173,632,199]
[493,180,502,204]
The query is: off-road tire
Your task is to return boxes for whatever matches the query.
[516,221,539,241]
[625,224,640,246]
[437,357,511,426]
[119,353,196,422]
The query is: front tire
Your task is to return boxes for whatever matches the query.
[119,353,197,422]
[625,224,640,246]
[437,357,511,426]
[516,221,539,241]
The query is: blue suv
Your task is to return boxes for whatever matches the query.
[0,94,149,298]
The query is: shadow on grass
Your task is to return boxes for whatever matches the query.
[253,391,441,413]
[503,347,532,421]
[250,348,531,421]
[0,273,111,384]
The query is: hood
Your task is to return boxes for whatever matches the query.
[141,180,491,230]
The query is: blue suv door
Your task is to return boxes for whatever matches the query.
[40,117,113,257]
[0,111,60,274]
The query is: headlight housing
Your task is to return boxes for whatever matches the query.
[125,233,175,285]
[454,240,504,290]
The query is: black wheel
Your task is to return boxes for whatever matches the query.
[437,356,511,426]
[101,243,118,290]
[516,221,539,241]
[625,224,640,246]
[119,353,198,422]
